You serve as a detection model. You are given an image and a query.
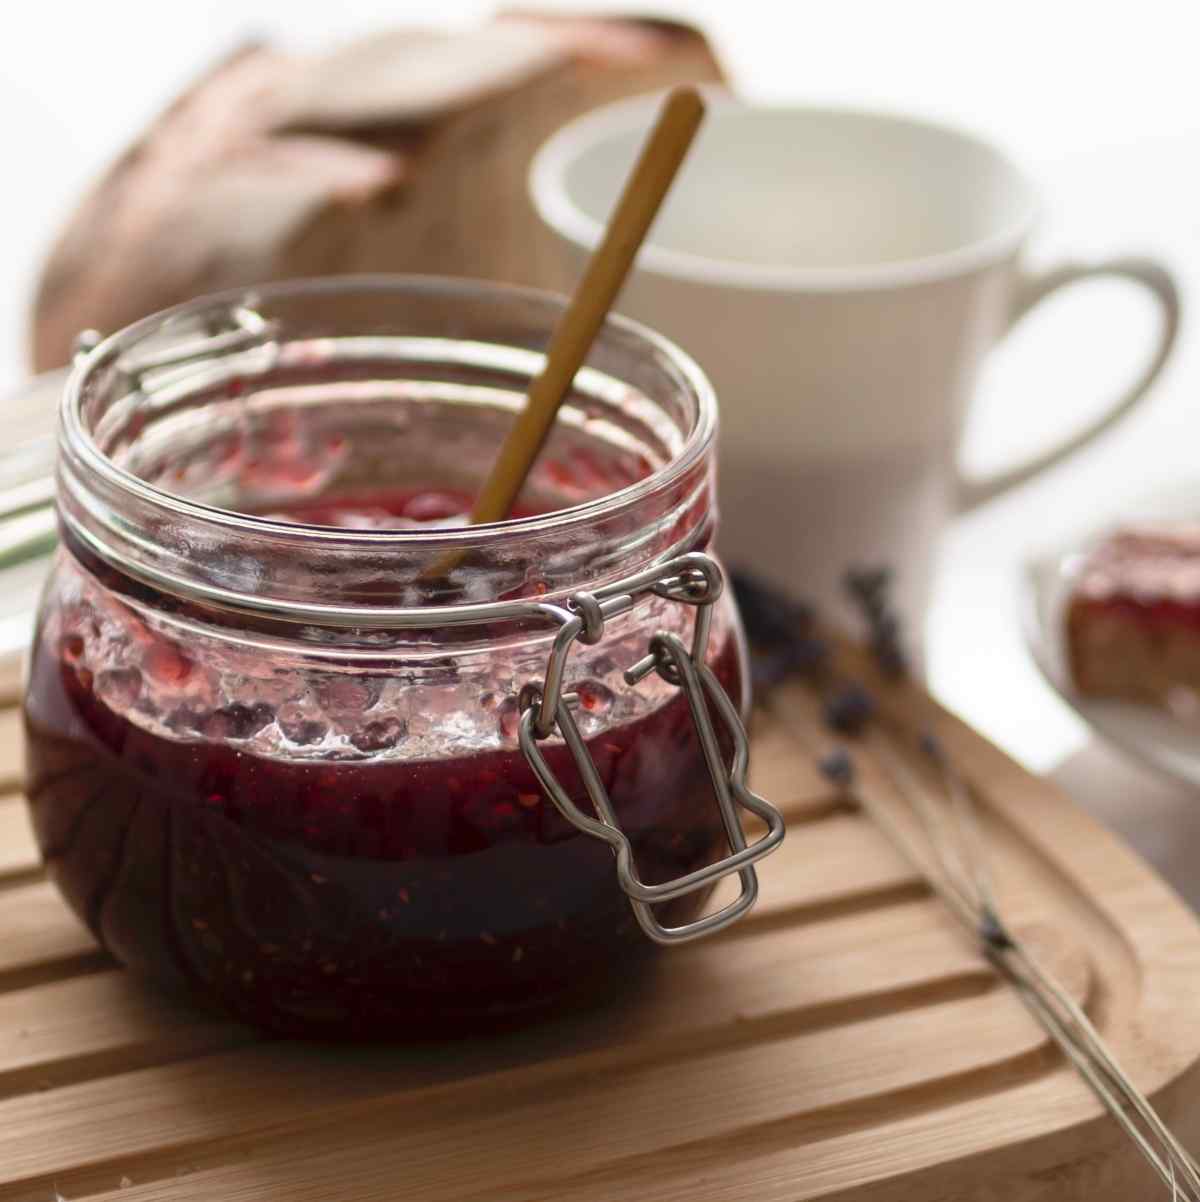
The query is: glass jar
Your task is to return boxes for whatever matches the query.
[23,278,783,1038]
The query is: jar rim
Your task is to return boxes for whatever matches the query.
[62,275,717,556]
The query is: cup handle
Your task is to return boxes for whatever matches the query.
[956,257,1180,511]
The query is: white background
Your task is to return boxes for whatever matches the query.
[4,0,1199,780]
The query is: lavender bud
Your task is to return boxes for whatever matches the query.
[918,729,945,761]
[818,747,855,787]
[844,566,892,606]
[870,632,908,679]
[792,636,831,677]
[823,682,877,735]
[748,651,793,692]
[732,571,814,647]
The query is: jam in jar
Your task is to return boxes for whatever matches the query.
[24,278,782,1037]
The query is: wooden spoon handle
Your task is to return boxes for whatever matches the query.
[468,86,706,526]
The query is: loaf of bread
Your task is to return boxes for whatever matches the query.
[31,13,724,371]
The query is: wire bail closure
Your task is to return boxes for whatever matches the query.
[518,552,785,944]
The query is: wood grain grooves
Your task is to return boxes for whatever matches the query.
[4,659,1200,1201]
[498,1045,1065,1202]
[748,710,837,820]
[712,810,926,929]
[0,971,250,1103]
[767,674,1150,1041]
[56,981,1083,1202]
[0,710,22,794]
[0,899,1030,1200]
[0,949,110,999]
[19,975,1010,1202]
[0,880,109,994]
[0,796,41,887]
[739,879,932,934]
[0,904,985,1111]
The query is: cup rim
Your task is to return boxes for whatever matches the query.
[530,91,1041,295]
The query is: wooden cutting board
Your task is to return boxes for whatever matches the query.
[0,661,1198,1202]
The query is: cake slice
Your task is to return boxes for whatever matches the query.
[1066,525,1200,714]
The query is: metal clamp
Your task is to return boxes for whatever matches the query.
[114,302,277,381]
[518,552,785,945]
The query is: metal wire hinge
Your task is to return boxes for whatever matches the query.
[71,300,279,383]
[517,552,785,945]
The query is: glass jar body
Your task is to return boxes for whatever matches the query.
[26,546,744,1035]
[23,278,749,1037]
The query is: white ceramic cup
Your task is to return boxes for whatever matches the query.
[530,94,1180,627]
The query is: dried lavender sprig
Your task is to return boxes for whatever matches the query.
[919,730,997,916]
[817,748,855,788]
[802,570,1199,1197]
[1002,936,1200,1200]
[732,571,815,644]
[823,682,876,735]
[733,564,909,687]
[843,564,908,678]
[731,571,888,739]
[910,732,1200,1196]
[732,571,831,694]
[816,744,984,939]
[766,562,1200,1194]
[820,737,1200,1202]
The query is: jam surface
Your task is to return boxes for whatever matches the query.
[24,494,742,1037]
[260,488,516,531]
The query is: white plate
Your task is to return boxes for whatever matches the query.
[1024,488,1200,789]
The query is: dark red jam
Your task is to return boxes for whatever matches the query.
[24,494,743,1038]
[260,488,497,530]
